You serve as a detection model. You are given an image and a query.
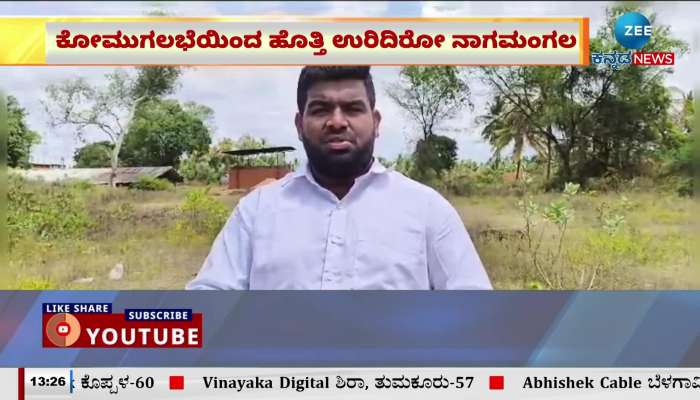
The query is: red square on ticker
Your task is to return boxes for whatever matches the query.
[489,375,504,390]
[169,375,185,390]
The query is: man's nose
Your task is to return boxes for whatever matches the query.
[325,107,349,130]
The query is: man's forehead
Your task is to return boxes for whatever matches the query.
[306,79,369,103]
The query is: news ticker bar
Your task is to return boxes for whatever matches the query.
[6,368,700,399]
[0,17,589,65]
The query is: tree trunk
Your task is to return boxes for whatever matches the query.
[515,157,522,181]
[555,144,572,183]
[109,96,146,187]
[546,137,552,182]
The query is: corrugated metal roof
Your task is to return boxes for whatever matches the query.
[13,167,177,185]
[223,146,295,156]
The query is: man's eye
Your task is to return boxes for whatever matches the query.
[345,106,364,114]
[309,107,329,115]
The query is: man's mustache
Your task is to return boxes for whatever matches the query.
[322,132,355,144]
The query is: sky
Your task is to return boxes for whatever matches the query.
[1,1,698,166]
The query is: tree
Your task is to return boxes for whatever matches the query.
[120,99,212,167]
[43,66,181,186]
[7,95,40,168]
[413,134,457,178]
[73,141,114,168]
[479,4,688,185]
[387,66,472,139]
[480,95,547,181]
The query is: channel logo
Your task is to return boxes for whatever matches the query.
[42,303,203,348]
[591,12,674,69]
[614,11,652,49]
[631,51,675,66]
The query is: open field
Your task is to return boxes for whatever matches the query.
[6,180,698,290]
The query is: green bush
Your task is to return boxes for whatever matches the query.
[133,176,174,191]
[8,175,93,244]
[413,135,458,178]
[178,151,227,184]
[175,188,229,237]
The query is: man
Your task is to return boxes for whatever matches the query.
[186,66,492,290]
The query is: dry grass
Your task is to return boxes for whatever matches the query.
[6,183,697,290]
[458,192,697,289]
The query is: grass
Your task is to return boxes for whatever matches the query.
[460,192,697,289]
[7,182,239,290]
[5,180,697,290]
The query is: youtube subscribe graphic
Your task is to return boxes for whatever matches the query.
[42,303,203,348]
[591,11,675,68]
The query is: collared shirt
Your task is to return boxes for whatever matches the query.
[186,159,492,290]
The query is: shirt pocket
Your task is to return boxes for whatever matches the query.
[354,228,427,289]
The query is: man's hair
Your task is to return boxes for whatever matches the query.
[296,66,376,114]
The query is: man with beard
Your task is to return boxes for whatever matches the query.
[186,66,492,290]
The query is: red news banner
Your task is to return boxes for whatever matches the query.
[0,17,590,66]
[42,303,203,348]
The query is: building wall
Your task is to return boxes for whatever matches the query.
[228,166,291,189]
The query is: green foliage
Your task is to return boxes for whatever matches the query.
[175,188,229,237]
[73,141,114,168]
[222,135,285,168]
[479,4,688,186]
[8,175,93,244]
[178,136,283,184]
[132,176,174,191]
[413,134,457,179]
[595,195,633,235]
[387,66,471,138]
[7,95,41,168]
[480,95,547,168]
[121,99,212,167]
[44,67,184,186]
[179,151,227,184]
[517,183,578,289]
[132,66,181,99]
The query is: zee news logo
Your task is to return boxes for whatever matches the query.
[631,51,674,65]
[592,11,675,69]
[42,303,203,348]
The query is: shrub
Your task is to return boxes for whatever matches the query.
[413,135,457,177]
[178,151,227,184]
[8,175,93,244]
[175,188,229,237]
[133,176,174,191]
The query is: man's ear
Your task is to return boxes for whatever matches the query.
[373,109,382,137]
[294,112,303,141]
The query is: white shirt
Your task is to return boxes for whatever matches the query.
[186,159,492,290]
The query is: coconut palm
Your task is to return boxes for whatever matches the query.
[481,96,548,181]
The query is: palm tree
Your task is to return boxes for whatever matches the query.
[481,97,548,181]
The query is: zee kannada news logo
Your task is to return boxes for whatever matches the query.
[591,11,675,69]
[42,303,203,348]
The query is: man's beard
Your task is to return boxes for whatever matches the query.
[301,134,374,179]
